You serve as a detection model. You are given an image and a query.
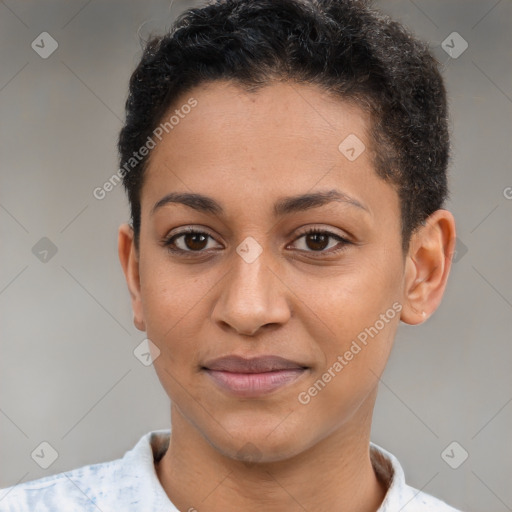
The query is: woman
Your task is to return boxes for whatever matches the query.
[0,0,461,510]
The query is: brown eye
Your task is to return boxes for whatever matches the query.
[304,232,330,251]
[291,228,352,255]
[180,232,208,251]
[162,228,221,255]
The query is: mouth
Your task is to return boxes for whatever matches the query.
[201,355,310,398]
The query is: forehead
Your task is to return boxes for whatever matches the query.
[149,79,371,164]
[141,80,398,223]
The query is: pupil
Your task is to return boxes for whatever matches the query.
[308,233,328,251]
[186,233,207,250]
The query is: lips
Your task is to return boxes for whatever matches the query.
[203,355,307,373]
[202,355,309,397]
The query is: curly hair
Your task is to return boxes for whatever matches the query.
[118,0,449,254]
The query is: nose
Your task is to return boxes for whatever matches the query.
[211,241,291,337]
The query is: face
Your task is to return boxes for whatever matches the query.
[125,80,408,462]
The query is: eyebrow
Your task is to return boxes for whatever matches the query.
[151,189,369,217]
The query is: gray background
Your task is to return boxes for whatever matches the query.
[1,1,511,510]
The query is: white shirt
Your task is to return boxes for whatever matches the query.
[0,430,462,511]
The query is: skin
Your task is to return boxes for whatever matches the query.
[118,80,456,512]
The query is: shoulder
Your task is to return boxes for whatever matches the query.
[0,430,173,512]
[370,442,464,512]
[0,458,122,512]
[393,484,463,512]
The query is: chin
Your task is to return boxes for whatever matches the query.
[206,415,313,464]
[228,437,305,465]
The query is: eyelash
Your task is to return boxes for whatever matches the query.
[161,227,352,258]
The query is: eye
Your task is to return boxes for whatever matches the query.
[289,227,352,256]
[162,226,352,257]
[162,227,221,256]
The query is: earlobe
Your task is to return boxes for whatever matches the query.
[118,224,146,332]
[400,209,456,326]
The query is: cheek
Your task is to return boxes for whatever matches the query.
[138,259,202,365]
[139,250,211,331]
[291,253,401,387]
[292,257,401,339]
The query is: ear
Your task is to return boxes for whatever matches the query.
[401,209,456,325]
[118,223,146,331]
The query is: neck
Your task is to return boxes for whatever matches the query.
[156,400,387,512]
